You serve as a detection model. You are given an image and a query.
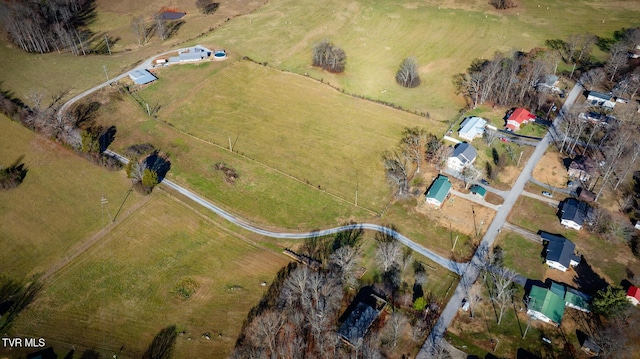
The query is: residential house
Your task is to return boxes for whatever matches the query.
[447,142,477,172]
[586,91,616,109]
[580,336,601,357]
[128,69,157,85]
[527,282,590,326]
[168,45,212,64]
[425,175,452,208]
[458,116,487,141]
[526,284,565,326]
[578,112,616,126]
[337,288,386,346]
[559,198,592,230]
[568,156,597,182]
[538,74,559,92]
[506,108,536,131]
[469,184,486,199]
[627,285,640,306]
[541,233,580,272]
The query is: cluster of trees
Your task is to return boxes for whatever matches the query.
[382,127,446,197]
[454,49,553,110]
[0,0,96,55]
[312,40,347,73]
[125,150,170,194]
[0,89,121,169]
[233,226,439,358]
[0,156,28,190]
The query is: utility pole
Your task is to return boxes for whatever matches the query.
[517,151,524,167]
[104,35,111,55]
[103,65,109,83]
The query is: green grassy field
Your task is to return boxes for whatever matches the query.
[197,0,640,122]
[496,232,546,280]
[10,191,289,359]
[0,115,141,279]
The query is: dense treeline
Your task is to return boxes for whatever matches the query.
[0,87,120,169]
[454,49,552,110]
[0,0,96,55]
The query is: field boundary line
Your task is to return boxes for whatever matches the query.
[41,190,154,285]
[152,116,380,216]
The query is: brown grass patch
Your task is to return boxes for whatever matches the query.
[532,149,568,187]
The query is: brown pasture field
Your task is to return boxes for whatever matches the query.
[10,191,289,359]
[0,115,141,279]
[532,148,569,188]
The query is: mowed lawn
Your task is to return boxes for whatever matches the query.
[0,116,140,279]
[139,59,437,213]
[508,196,640,285]
[12,191,289,359]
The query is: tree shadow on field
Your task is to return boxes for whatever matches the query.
[0,279,43,331]
[98,125,117,152]
[573,256,608,295]
[142,325,177,359]
[144,151,171,181]
[72,101,101,128]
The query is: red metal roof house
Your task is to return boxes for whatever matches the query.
[506,108,536,131]
[627,285,640,306]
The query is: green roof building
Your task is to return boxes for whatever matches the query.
[469,184,486,198]
[526,285,566,326]
[425,175,451,208]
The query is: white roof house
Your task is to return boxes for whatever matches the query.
[128,69,157,85]
[458,116,487,141]
[586,91,616,109]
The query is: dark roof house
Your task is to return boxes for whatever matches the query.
[447,142,477,172]
[586,91,616,109]
[337,289,386,346]
[568,156,597,182]
[541,233,580,272]
[559,198,592,230]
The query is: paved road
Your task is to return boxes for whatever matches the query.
[57,48,190,118]
[104,151,467,275]
[417,82,583,358]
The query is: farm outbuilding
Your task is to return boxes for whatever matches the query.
[128,69,157,85]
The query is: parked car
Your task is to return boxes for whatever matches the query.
[567,181,576,188]
[480,179,490,186]
[542,191,553,198]
[499,137,509,143]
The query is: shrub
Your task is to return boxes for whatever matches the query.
[171,278,200,299]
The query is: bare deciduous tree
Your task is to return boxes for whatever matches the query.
[329,245,362,286]
[399,127,426,174]
[382,150,409,196]
[247,310,285,359]
[605,42,629,82]
[384,311,408,347]
[396,57,421,88]
[376,240,401,273]
[489,266,518,325]
[490,0,517,9]
[131,16,147,45]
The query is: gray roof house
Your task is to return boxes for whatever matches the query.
[541,233,580,272]
[447,142,477,172]
[128,69,157,85]
[560,198,592,230]
[168,45,212,64]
